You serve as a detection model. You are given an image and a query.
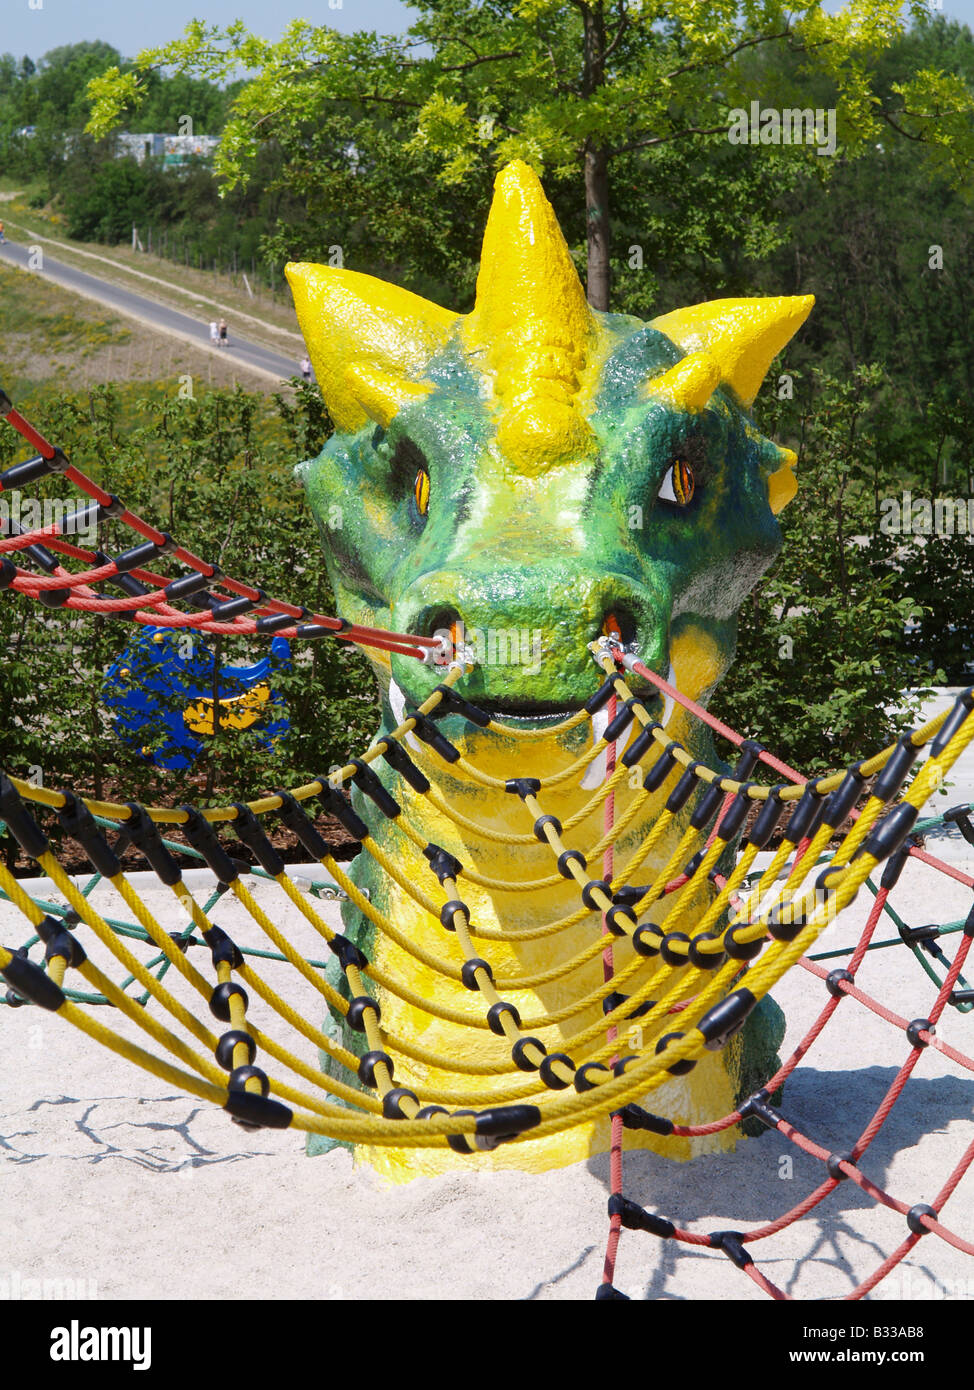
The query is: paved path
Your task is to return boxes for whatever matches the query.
[0,239,299,383]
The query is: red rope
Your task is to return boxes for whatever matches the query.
[7,402,974,1302]
[908,844,974,888]
[7,560,428,655]
[739,930,973,1245]
[623,654,806,784]
[1,402,436,659]
[622,871,974,1295]
[742,1263,788,1299]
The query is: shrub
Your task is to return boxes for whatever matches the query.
[0,381,379,811]
[719,367,944,773]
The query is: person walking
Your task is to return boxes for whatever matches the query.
[300,355,312,381]
[218,319,228,347]
[0,221,6,245]
[209,320,219,345]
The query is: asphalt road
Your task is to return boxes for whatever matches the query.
[0,238,300,383]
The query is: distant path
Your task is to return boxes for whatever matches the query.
[0,239,299,384]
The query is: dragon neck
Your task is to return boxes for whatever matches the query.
[358,705,720,936]
[342,708,742,1180]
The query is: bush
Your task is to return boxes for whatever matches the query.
[719,367,944,773]
[1,368,964,819]
[61,156,160,242]
[895,533,974,685]
[0,381,379,810]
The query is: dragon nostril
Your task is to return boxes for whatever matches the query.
[422,607,463,641]
[602,609,637,646]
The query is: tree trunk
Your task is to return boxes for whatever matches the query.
[580,3,611,310]
[584,141,611,310]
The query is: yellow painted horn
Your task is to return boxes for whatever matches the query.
[464,160,596,469]
[648,351,722,412]
[651,296,814,408]
[767,446,799,514]
[285,263,457,433]
[345,363,432,430]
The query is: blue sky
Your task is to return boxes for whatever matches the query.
[4,1,417,62]
[4,0,972,64]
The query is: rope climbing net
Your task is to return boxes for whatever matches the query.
[0,390,436,662]
[2,393,974,1300]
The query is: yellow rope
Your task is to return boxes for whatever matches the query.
[486,708,591,739]
[5,671,463,824]
[4,648,970,1151]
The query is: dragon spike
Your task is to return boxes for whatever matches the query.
[767,446,799,514]
[345,363,432,430]
[651,296,814,408]
[285,263,458,433]
[648,351,722,412]
[464,160,596,468]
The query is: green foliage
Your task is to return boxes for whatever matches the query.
[60,156,158,242]
[703,29,974,769]
[0,39,236,153]
[84,3,974,311]
[721,367,946,773]
[19,41,124,130]
[1,13,972,783]
[0,36,242,258]
[105,66,235,136]
[0,384,378,807]
[892,534,974,686]
[0,259,126,358]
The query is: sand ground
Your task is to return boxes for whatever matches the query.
[3,690,973,1301]
[2,828,972,1302]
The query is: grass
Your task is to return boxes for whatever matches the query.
[0,262,129,352]
[0,260,278,402]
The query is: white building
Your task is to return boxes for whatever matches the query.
[114,132,220,166]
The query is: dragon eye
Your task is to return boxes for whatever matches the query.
[414,468,430,516]
[658,458,695,507]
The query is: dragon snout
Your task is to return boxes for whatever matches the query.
[390,568,668,713]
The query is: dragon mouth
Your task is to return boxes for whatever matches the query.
[386,673,672,792]
[388,679,586,731]
[474,698,585,723]
[387,677,669,733]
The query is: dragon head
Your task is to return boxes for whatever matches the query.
[288,160,810,728]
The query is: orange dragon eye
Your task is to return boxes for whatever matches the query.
[414,468,430,516]
[658,459,695,507]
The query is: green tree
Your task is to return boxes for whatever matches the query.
[720,365,944,771]
[130,70,239,135]
[33,41,123,128]
[0,40,239,194]
[87,3,974,309]
[59,156,161,242]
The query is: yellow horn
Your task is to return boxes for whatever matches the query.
[345,363,432,430]
[285,263,458,433]
[767,446,799,514]
[651,295,814,408]
[461,160,597,468]
[464,160,593,369]
[648,352,722,412]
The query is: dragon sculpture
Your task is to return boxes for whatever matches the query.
[286,160,813,1181]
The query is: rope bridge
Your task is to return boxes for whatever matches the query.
[2,394,974,1300]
